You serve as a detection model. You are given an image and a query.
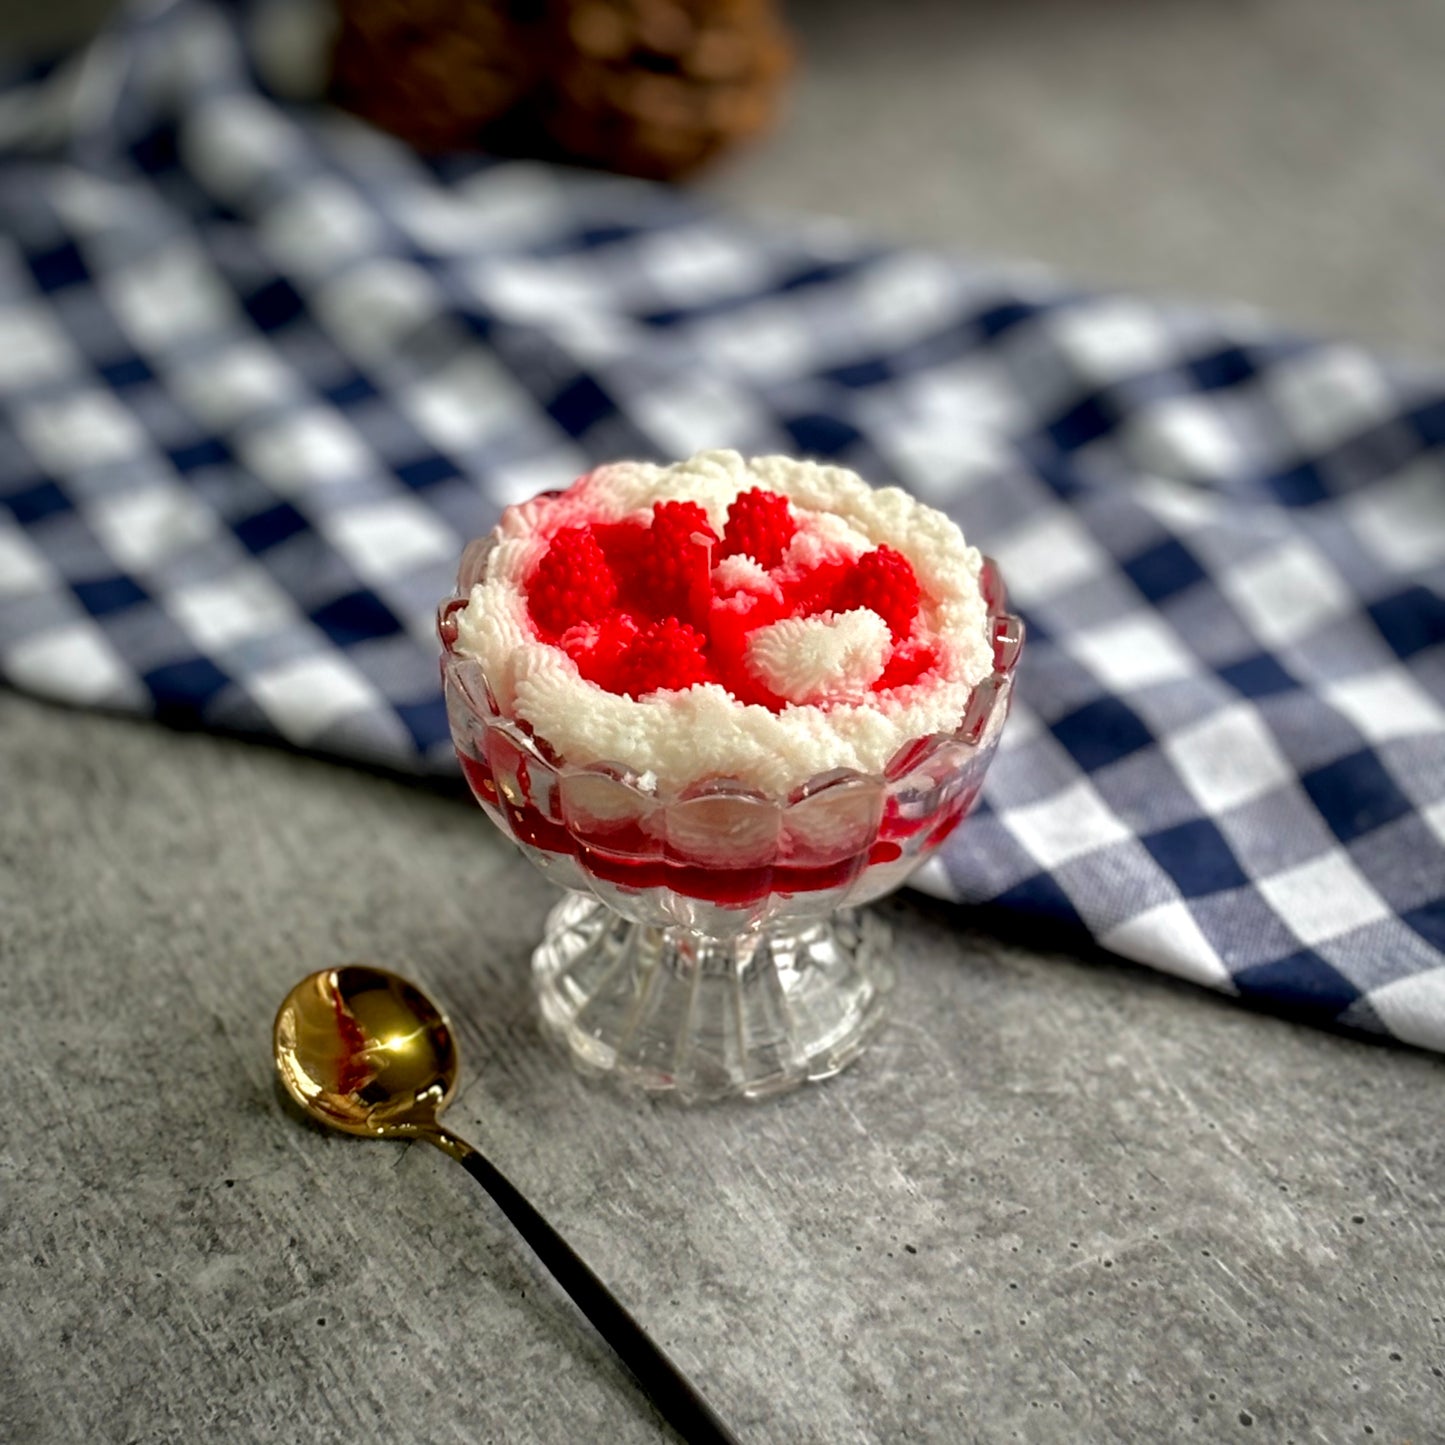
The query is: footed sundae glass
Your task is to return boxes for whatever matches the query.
[439,544,1022,1102]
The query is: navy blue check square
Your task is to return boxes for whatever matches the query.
[1,0,1442,1052]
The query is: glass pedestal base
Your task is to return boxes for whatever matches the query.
[533,892,895,1102]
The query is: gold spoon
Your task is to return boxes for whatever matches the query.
[274,965,739,1445]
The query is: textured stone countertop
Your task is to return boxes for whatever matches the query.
[3,689,1442,1443]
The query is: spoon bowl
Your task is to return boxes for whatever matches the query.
[274,966,457,1137]
[273,965,738,1445]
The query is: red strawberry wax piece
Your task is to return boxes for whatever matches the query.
[527,526,618,636]
[720,488,796,569]
[615,617,713,697]
[837,545,920,639]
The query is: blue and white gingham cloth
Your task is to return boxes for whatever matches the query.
[2,0,1442,1050]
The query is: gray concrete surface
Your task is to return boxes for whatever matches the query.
[3,690,1443,1444]
[3,2,1445,1442]
[710,0,1445,361]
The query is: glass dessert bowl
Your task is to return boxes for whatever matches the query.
[437,453,1022,1101]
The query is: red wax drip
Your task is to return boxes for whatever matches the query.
[454,748,985,904]
[456,760,897,903]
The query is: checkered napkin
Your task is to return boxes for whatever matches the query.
[2,0,1442,1051]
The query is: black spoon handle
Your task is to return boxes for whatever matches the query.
[427,1127,741,1445]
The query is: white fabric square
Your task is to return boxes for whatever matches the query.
[1423,798,1445,848]
[1132,471,1226,531]
[489,447,591,508]
[1001,776,1133,870]
[1269,346,1395,450]
[174,343,296,427]
[0,306,76,387]
[170,571,297,651]
[6,621,135,705]
[546,307,633,358]
[1164,702,1294,812]
[551,307,638,358]
[1218,536,1354,648]
[1130,394,1244,479]
[16,390,146,472]
[1102,900,1234,990]
[1345,458,1445,572]
[87,484,217,571]
[634,226,765,302]
[316,259,441,360]
[402,351,533,451]
[182,92,299,200]
[106,241,234,347]
[0,524,54,594]
[173,341,296,425]
[907,855,952,896]
[239,410,372,493]
[702,304,823,382]
[988,509,1112,608]
[627,376,772,459]
[904,356,1024,435]
[1366,967,1445,1053]
[1064,613,1195,692]
[1322,669,1445,745]
[850,254,964,352]
[399,167,566,251]
[393,188,496,252]
[259,179,383,274]
[1055,299,1173,379]
[875,417,1014,505]
[325,500,458,580]
[994,701,1043,751]
[870,365,1020,506]
[1258,851,1392,947]
[477,259,604,325]
[248,652,384,742]
[52,170,134,233]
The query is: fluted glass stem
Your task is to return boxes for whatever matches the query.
[533,893,895,1101]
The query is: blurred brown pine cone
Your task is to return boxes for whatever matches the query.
[328,0,793,180]
[330,0,544,152]
[542,0,793,179]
